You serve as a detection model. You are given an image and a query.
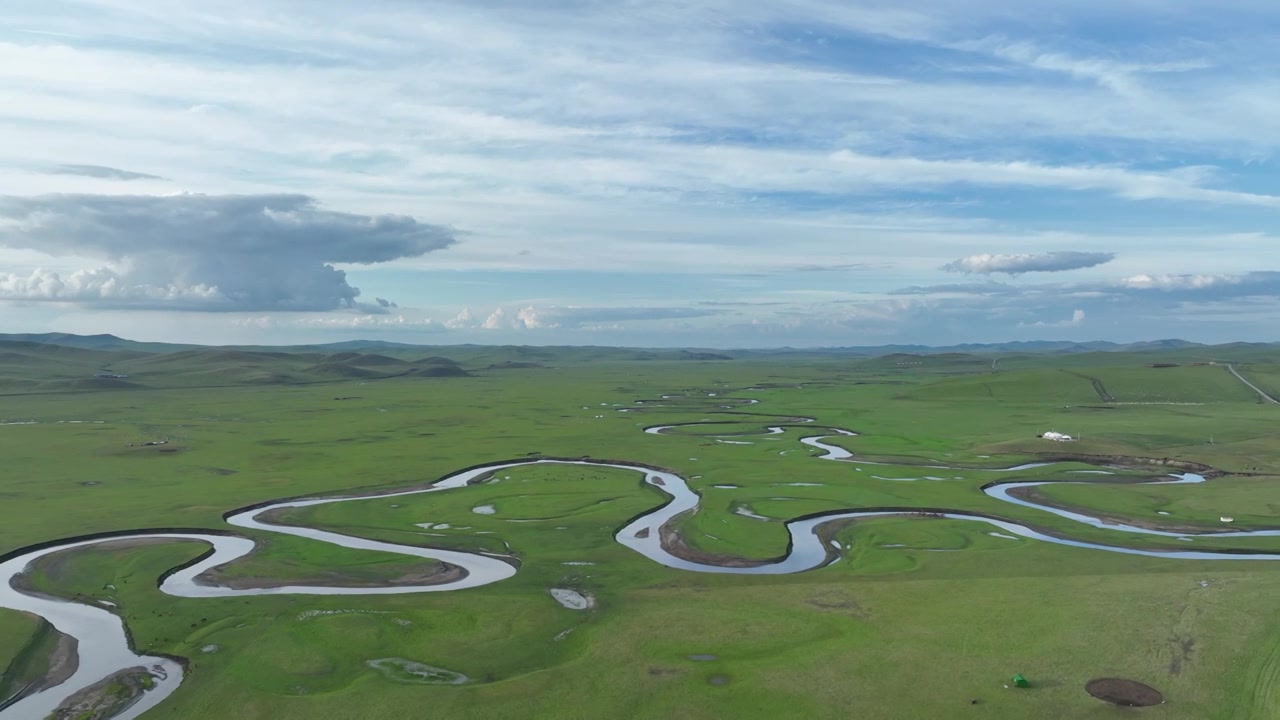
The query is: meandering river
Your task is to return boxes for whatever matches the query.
[2,396,1275,718]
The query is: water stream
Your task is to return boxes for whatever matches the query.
[1,395,1274,718]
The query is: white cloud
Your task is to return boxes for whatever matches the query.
[1,1,1277,344]
[978,40,1212,94]
[0,193,456,311]
[1116,273,1235,290]
[445,307,475,329]
[0,266,220,304]
[234,313,447,331]
[943,251,1115,274]
[443,304,725,331]
[481,307,511,330]
[1019,308,1085,328]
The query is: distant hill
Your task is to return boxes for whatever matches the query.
[0,332,1275,396]
[0,341,483,394]
[402,365,470,378]
[761,339,1214,356]
[0,332,195,353]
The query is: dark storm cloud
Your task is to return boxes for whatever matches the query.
[0,193,457,311]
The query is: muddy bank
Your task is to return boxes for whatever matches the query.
[657,513,776,569]
[202,562,466,590]
[1008,481,1208,532]
[1030,453,1226,478]
[1006,486,1247,535]
[25,538,177,585]
[198,508,469,589]
[10,537,179,599]
[47,666,156,720]
[0,617,78,711]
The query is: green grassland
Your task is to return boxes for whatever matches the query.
[1238,364,1280,400]
[1,341,1279,719]
[0,610,53,708]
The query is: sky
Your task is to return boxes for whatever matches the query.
[0,0,1277,348]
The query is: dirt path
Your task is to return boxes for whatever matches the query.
[1227,365,1280,405]
[1061,370,1115,402]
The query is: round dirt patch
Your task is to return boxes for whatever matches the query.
[1085,678,1164,707]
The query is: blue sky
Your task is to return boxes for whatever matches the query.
[0,0,1276,347]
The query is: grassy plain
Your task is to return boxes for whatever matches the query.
[1,343,1279,719]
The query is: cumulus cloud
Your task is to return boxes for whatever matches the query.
[0,267,219,304]
[448,305,723,330]
[1105,271,1280,300]
[235,313,446,331]
[1019,309,1085,328]
[0,193,456,311]
[445,307,475,329]
[481,306,512,330]
[1116,273,1238,291]
[942,251,1115,274]
[48,164,165,181]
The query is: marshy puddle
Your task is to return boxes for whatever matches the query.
[550,588,594,610]
[472,505,496,515]
[687,654,717,662]
[366,658,468,685]
[733,506,770,521]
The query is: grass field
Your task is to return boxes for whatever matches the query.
[2,341,1279,719]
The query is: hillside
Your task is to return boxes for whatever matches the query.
[0,332,1276,395]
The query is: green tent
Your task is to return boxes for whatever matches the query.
[1011,674,1029,688]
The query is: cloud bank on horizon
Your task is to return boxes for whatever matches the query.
[0,0,1276,346]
